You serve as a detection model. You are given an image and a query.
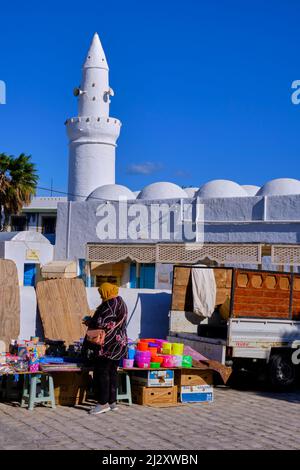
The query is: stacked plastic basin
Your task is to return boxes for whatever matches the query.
[122,338,192,369]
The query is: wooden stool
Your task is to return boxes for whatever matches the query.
[117,370,132,405]
[21,373,56,411]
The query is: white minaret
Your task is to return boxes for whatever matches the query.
[66,33,121,201]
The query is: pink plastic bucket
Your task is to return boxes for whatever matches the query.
[162,355,174,368]
[123,358,134,368]
[136,360,150,368]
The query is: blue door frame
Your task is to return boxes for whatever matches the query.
[130,263,155,289]
[23,263,37,287]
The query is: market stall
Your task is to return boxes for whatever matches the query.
[0,335,231,409]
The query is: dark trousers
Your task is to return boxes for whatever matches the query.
[93,357,119,405]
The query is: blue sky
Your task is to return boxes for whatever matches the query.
[0,0,300,196]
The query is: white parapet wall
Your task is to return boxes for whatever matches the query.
[18,286,171,342]
[19,286,38,341]
[86,287,171,341]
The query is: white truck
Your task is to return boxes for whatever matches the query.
[168,266,300,389]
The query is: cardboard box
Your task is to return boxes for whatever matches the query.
[52,371,89,406]
[132,385,177,406]
[131,370,174,387]
[180,385,214,403]
[176,369,213,387]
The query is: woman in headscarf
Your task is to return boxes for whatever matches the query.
[84,282,128,415]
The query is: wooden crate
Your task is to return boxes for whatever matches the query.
[175,369,213,387]
[52,371,89,406]
[132,385,178,406]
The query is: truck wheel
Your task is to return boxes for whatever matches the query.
[268,353,296,390]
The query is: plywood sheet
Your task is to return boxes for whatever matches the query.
[36,279,89,345]
[0,259,20,349]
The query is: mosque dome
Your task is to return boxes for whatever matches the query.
[184,187,199,198]
[196,180,248,198]
[242,185,261,196]
[133,190,140,197]
[137,182,188,200]
[86,184,136,201]
[256,178,300,197]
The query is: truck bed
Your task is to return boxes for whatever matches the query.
[171,266,300,321]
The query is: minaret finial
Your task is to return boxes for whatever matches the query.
[83,33,109,70]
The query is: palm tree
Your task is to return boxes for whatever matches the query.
[0,153,38,231]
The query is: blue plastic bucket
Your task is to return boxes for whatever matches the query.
[128,348,136,360]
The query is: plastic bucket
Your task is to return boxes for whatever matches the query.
[153,340,167,353]
[162,355,174,368]
[135,350,151,358]
[148,347,158,356]
[137,341,148,351]
[123,358,134,368]
[127,348,136,360]
[151,355,163,365]
[162,342,172,354]
[136,360,150,368]
[182,355,193,368]
[171,343,184,355]
[173,355,182,367]
[150,362,160,369]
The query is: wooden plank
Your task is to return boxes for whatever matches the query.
[0,260,20,349]
[36,279,89,345]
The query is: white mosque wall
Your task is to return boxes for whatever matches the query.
[18,286,171,342]
[55,194,300,261]
[155,263,174,290]
[19,286,37,341]
[86,287,171,340]
[2,241,54,285]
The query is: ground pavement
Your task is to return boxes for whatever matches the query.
[0,386,299,450]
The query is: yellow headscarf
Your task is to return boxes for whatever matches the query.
[98,282,119,302]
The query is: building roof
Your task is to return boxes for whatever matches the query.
[256,178,300,196]
[184,187,199,198]
[196,179,248,198]
[0,231,51,243]
[22,197,67,211]
[137,182,188,200]
[87,184,136,201]
[242,185,260,196]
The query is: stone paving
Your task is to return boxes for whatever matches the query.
[0,386,300,450]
